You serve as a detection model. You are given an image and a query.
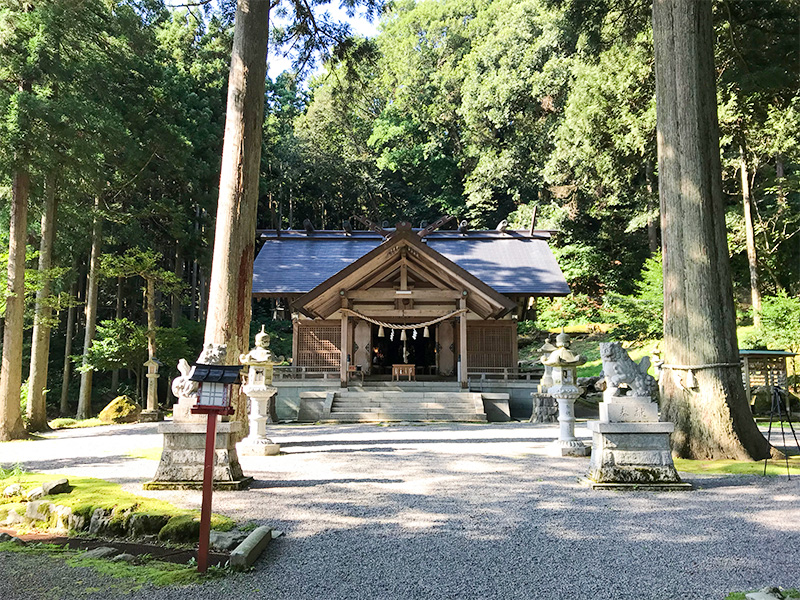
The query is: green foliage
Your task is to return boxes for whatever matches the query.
[603,254,664,341]
[79,318,189,378]
[756,292,800,352]
[532,294,603,330]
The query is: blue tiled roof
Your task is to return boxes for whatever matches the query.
[252,230,570,296]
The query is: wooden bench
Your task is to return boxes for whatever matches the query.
[392,364,416,381]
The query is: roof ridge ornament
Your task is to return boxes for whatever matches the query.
[417,214,456,238]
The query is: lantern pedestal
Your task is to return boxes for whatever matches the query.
[239,386,280,456]
[144,421,252,490]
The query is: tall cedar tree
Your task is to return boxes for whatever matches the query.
[652,0,771,460]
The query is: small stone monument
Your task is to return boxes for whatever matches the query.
[542,330,590,456]
[239,326,281,456]
[144,343,252,490]
[585,342,690,489]
[140,358,163,422]
[530,336,558,423]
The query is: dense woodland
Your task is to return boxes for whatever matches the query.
[0,0,798,433]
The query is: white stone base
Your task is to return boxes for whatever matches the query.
[239,441,281,456]
[549,439,590,457]
[139,409,163,423]
[147,421,246,485]
[587,420,684,485]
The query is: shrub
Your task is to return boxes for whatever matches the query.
[757,291,800,352]
[604,253,663,341]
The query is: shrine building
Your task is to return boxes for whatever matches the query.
[251,219,569,421]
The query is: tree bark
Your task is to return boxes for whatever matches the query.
[60,281,78,415]
[27,170,59,431]
[146,276,157,360]
[0,169,30,441]
[171,245,183,328]
[204,0,270,430]
[645,159,659,254]
[110,275,123,393]
[653,0,771,460]
[77,196,102,420]
[738,140,761,327]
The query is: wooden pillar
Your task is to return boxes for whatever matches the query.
[459,297,468,389]
[340,297,349,387]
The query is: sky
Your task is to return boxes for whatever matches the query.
[267,4,380,79]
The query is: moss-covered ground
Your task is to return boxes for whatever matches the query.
[48,418,107,430]
[674,456,800,477]
[0,469,234,535]
[0,540,224,590]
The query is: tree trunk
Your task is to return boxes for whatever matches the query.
[27,171,59,431]
[146,276,157,359]
[76,197,102,420]
[204,0,270,431]
[652,0,771,460]
[110,276,123,393]
[738,140,761,327]
[171,245,183,327]
[60,281,78,416]
[0,169,30,441]
[645,159,659,254]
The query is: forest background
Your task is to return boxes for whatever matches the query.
[0,0,798,427]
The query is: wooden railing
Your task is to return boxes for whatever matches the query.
[273,366,340,381]
[467,367,543,381]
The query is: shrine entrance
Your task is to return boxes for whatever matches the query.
[370,323,438,377]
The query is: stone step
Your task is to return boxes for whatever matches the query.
[331,403,477,412]
[328,412,487,422]
[337,391,479,399]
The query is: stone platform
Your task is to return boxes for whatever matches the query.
[144,421,251,490]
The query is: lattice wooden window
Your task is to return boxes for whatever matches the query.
[467,323,515,369]
[296,322,341,368]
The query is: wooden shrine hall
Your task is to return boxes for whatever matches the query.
[252,218,570,394]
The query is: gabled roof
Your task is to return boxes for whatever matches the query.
[293,224,518,320]
[252,227,570,298]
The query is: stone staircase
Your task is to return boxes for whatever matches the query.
[325,382,490,422]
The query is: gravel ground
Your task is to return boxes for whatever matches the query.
[1,421,799,600]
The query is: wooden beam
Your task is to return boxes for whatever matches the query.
[340,297,349,387]
[347,289,462,301]
[353,309,459,318]
[459,298,468,389]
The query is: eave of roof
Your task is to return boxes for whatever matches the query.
[252,229,570,297]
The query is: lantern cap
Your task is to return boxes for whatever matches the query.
[189,363,242,384]
[538,336,557,353]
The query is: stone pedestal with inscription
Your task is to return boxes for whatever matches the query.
[585,342,689,489]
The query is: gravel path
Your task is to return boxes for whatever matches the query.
[2,421,799,599]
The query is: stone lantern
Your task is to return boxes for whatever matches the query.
[541,330,590,456]
[238,325,281,456]
[140,358,163,422]
[529,336,558,423]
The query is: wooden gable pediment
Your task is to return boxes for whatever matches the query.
[293,223,516,320]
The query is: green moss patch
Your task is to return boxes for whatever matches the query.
[126,447,163,461]
[0,471,234,533]
[674,456,800,477]
[0,541,218,589]
[48,418,106,430]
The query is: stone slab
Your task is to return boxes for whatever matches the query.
[599,401,658,423]
[157,421,241,435]
[230,526,273,571]
[139,410,163,423]
[239,443,281,456]
[481,395,511,422]
[578,478,693,491]
[143,477,254,491]
[588,421,674,434]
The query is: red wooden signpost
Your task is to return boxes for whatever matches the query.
[189,364,241,573]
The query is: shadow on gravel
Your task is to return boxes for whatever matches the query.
[278,437,555,449]
[250,477,404,488]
